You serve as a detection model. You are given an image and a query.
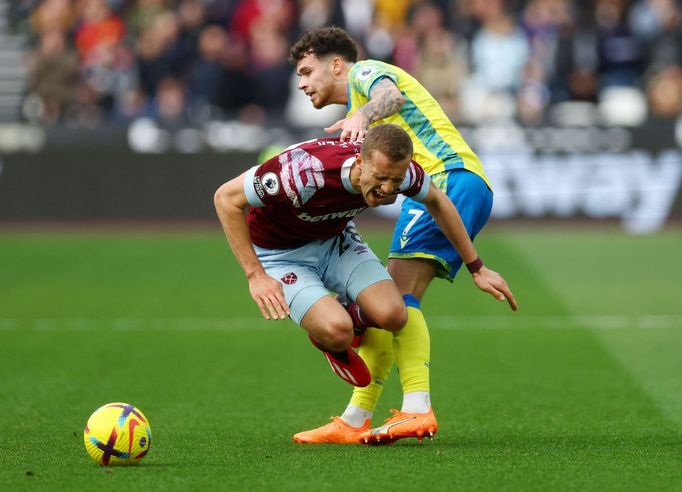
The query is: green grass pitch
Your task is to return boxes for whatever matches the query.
[1,225,681,491]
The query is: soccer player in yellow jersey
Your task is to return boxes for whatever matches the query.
[288,27,518,444]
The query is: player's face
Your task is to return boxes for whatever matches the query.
[296,53,336,108]
[357,151,409,207]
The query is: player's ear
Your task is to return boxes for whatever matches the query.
[330,56,344,75]
[355,153,362,167]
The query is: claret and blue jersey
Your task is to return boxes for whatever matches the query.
[243,138,430,250]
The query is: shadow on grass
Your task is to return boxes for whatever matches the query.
[353,431,682,453]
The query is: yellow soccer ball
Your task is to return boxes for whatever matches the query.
[83,403,152,466]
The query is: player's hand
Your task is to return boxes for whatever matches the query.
[471,266,518,311]
[324,112,369,141]
[247,271,290,320]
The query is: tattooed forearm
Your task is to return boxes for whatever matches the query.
[359,78,406,124]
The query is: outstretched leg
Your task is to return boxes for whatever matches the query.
[359,258,439,444]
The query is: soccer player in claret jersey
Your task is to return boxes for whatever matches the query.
[214,124,516,440]
[289,27,518,445]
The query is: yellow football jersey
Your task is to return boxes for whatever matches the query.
[347,59,490,189]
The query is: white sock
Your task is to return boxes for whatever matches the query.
[401,391,431,413]
[341,405,373,428]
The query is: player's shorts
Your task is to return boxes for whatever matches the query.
[389,169,493,281]
[254,222,391,324]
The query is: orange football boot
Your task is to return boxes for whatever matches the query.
[359,408,438,445]
[293,417,370,444]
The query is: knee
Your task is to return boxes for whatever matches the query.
[373,302,408,333]
[318,318,353,352]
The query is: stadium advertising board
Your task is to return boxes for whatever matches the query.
[480,124,682,233]
[0,121,680,232]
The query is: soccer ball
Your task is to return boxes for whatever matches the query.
[83,402,152,466]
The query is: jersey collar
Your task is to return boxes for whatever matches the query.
[341,156,360,194]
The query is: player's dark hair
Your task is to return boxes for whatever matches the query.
[361,124,413,163]
[289,27,358,64]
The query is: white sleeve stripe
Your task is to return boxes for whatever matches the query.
[243,165,265,207]
[413,172,431,202]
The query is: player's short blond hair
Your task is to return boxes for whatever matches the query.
[361,124,413,163]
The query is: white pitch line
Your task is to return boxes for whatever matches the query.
[428,314,682,330]
[0,318,277,332]
[0,315,680,332]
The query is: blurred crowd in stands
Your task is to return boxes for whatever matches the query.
[10,0,682,129]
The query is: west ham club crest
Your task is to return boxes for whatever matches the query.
[281,272,298,285]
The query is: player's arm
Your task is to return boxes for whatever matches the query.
[421,183,518,311]
[214,174,290,320]
[325,78,405,141]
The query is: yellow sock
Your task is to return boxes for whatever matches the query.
[349,327,395,411]
[393,304,430,394]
